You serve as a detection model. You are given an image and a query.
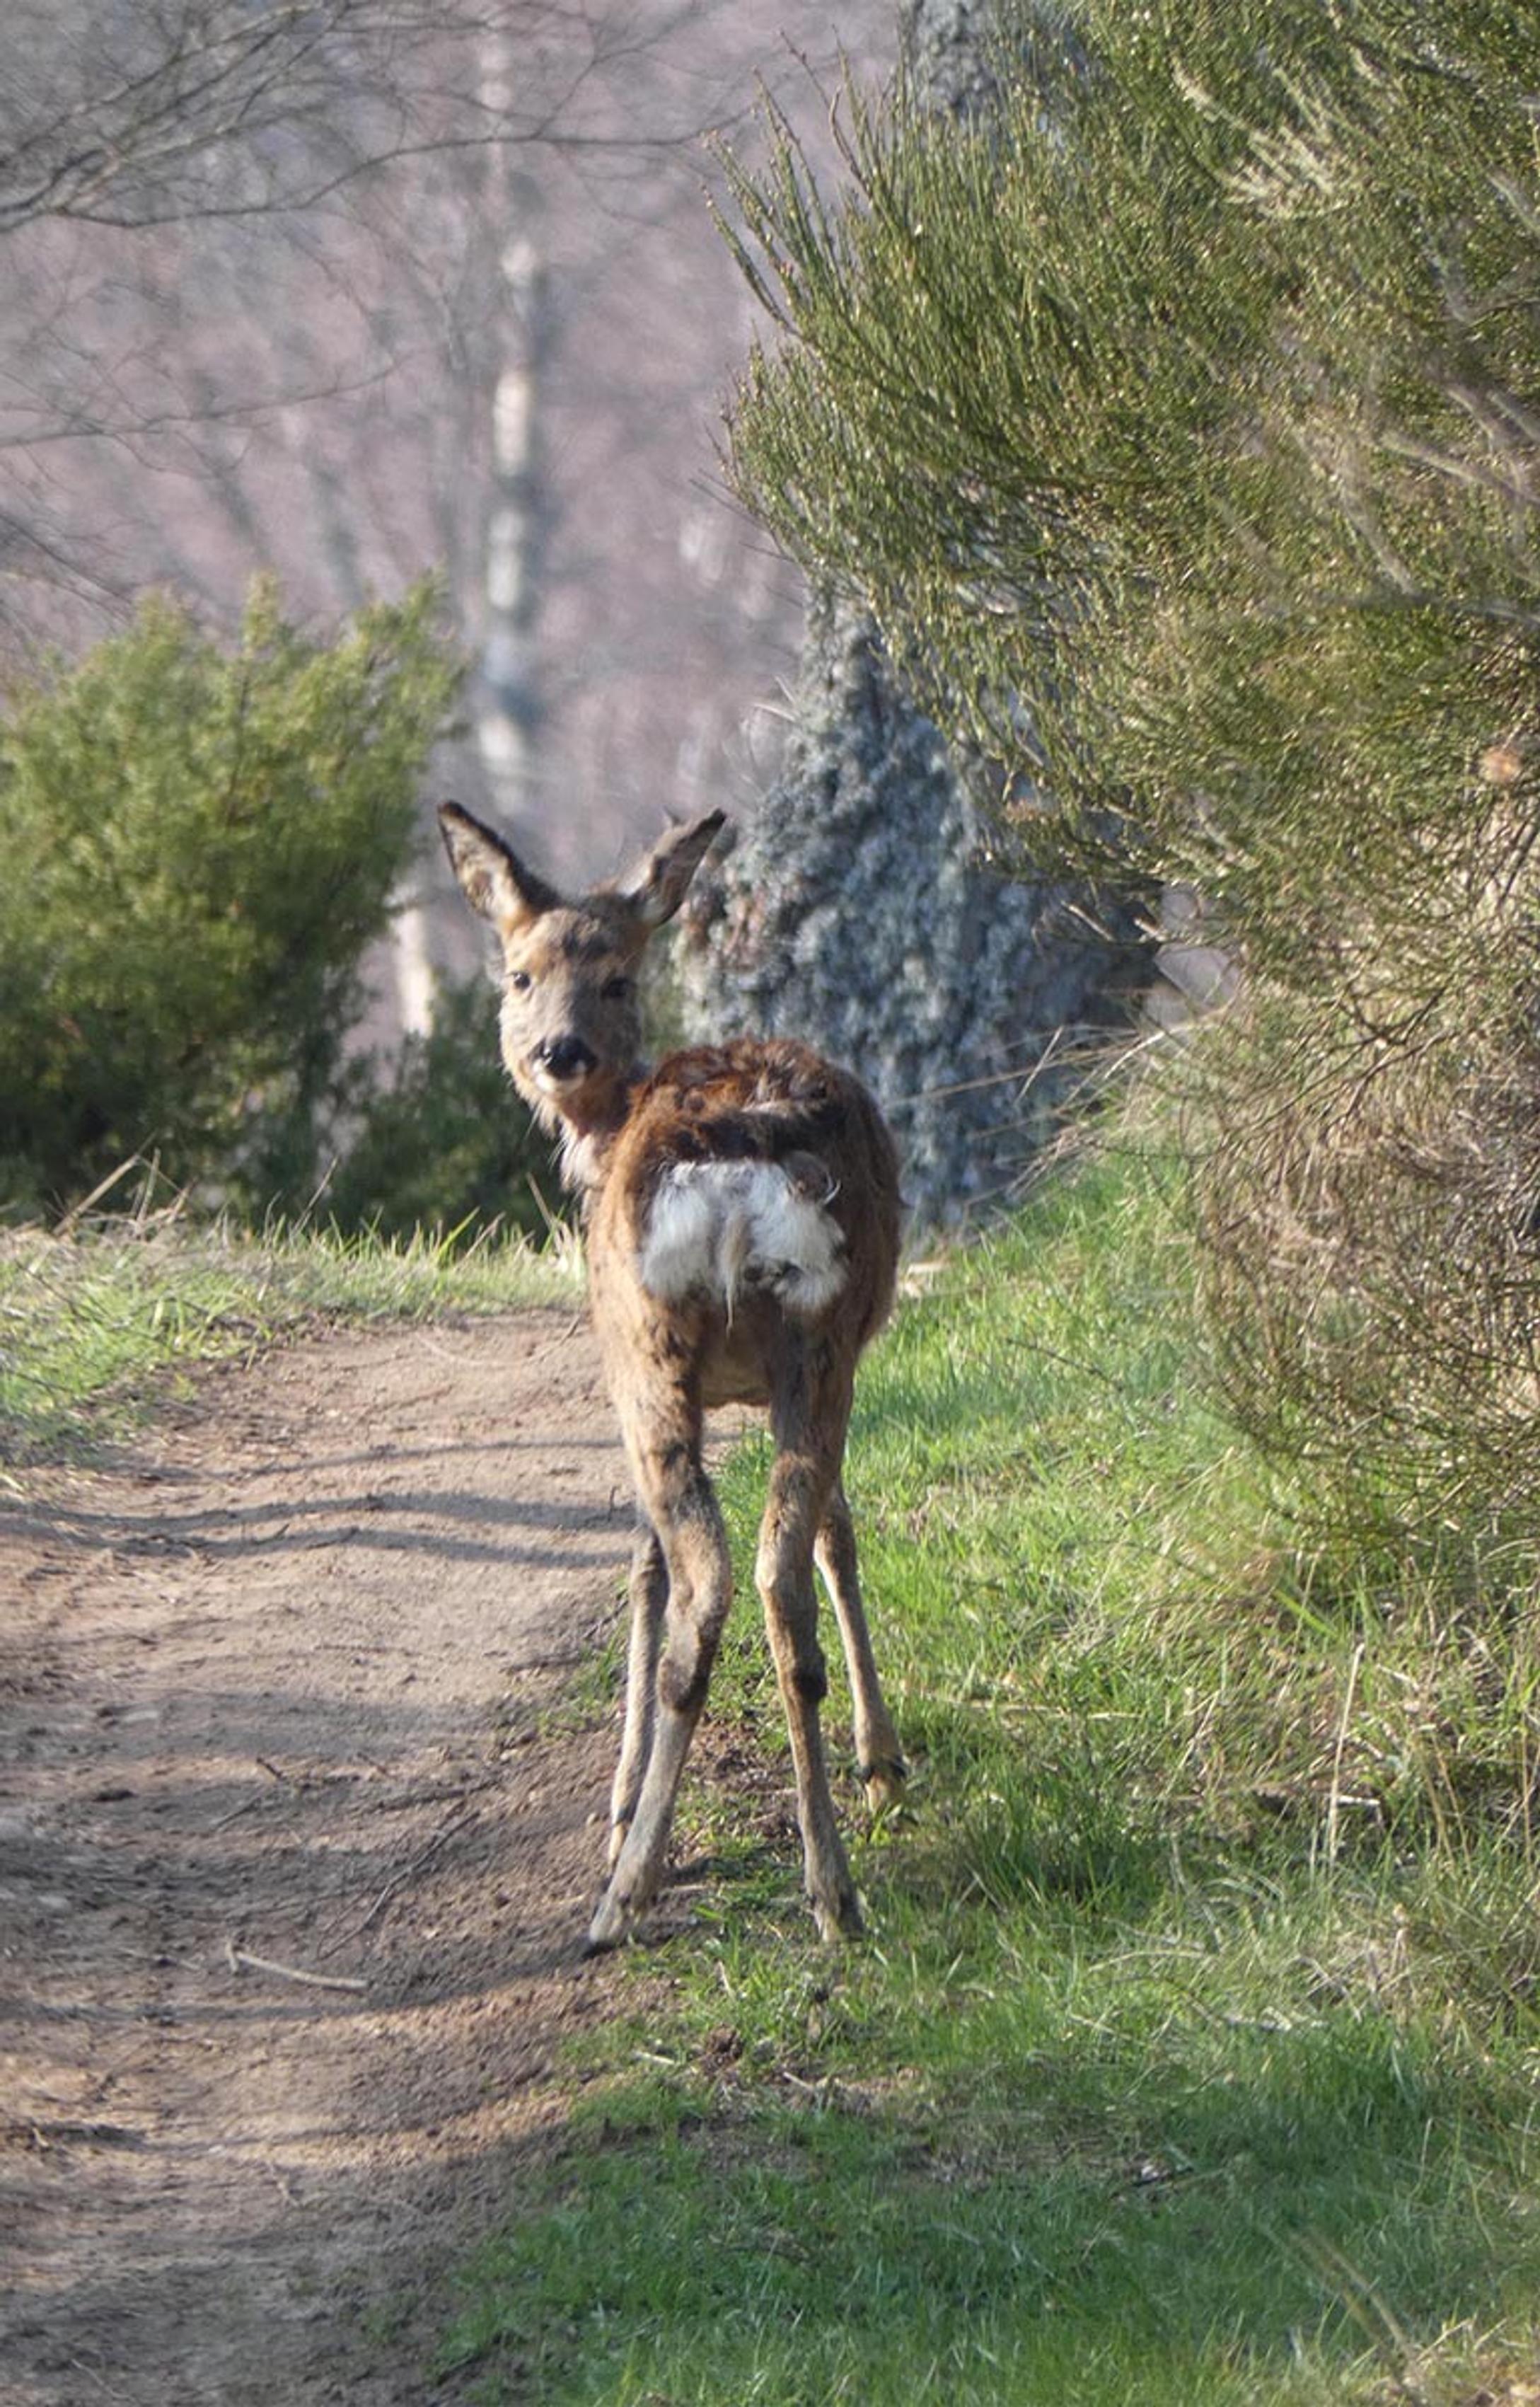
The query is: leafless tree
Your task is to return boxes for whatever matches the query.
[0,0,709,637]
[0,0,892,1037]
[0,0,666,236]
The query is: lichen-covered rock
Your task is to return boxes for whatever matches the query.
[899,0,1002,117]
[680,604,1147,1223]
[690,1,1145,1223]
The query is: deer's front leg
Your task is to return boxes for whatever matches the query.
[610,1520,666,1866]
[588,1416,731,1951]
[816,1484,906,1814]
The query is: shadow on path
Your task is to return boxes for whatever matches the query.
[0,1309,645,2406]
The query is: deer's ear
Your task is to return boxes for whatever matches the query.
[616,811,726,930]
[439,802,561,933]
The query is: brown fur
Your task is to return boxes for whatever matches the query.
[440,802,905,1946]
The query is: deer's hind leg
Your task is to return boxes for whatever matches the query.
[816,1484,905,1814]
[588,1383,731,1951]
[758,1346,865,1942]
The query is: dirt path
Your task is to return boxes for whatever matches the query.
[0,1310,649,2404]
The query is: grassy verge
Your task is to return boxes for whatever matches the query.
[442,1133,1540,2406]
[0,1207,579,1464]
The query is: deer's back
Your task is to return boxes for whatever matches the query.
[587,1039,901,1409]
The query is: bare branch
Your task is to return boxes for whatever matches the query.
[0,0,664,237]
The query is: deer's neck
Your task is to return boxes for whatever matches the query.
[553,1064,644,1199]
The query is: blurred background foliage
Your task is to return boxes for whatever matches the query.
[0,580,551,1241]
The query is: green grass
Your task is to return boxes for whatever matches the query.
[0,1206,579,1464]
[9,1136,1536,2398]
[443,1135,1540,2406]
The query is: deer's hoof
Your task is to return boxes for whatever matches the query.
[586,1874,646,1953]
[584,1899,630,1953]
[811,1886,865,1945]
[862,1758,908,1817]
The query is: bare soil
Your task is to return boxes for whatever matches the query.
[0,1310,655,2404]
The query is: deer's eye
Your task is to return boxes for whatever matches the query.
[603,974,633,1002]
[507,969,533,994]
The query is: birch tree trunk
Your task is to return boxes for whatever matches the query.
[475,33,552,842]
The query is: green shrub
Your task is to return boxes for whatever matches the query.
[0,577,460,1218]
[717,1,1540,1549]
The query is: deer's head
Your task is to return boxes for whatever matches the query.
[439,802,724,1148]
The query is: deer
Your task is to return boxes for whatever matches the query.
[438,800,906,1949]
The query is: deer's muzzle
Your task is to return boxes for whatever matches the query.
[533,1034,599,1085]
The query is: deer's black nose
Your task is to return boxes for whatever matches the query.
[535,1034,598,1082]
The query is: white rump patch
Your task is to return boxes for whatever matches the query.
[637,1160,846,1319]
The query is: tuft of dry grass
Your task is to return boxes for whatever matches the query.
[0,1186,579,1465]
